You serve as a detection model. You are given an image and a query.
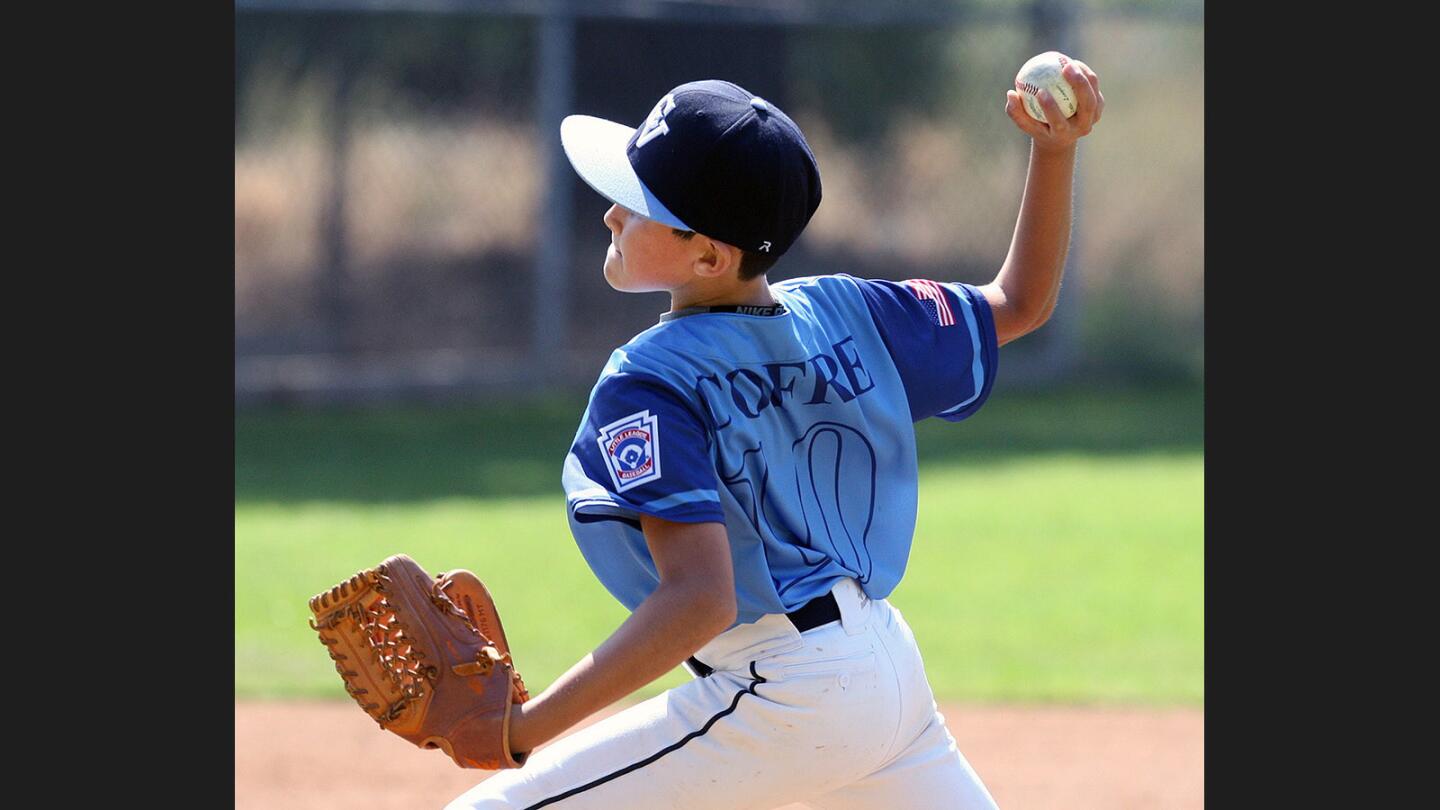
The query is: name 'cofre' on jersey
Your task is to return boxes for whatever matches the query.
[695,335,876,426]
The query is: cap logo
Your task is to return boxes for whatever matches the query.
[759,241,772,252]
[635,94,677,149]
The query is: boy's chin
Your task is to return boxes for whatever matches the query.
[602,262,629,292]
[603,263,660,294]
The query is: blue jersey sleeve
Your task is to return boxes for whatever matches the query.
[566,370,724,524]
[854,277,999,422]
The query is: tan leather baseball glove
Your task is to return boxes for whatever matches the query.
[308,553,530,769]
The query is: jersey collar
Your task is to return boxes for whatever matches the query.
[659,302,789,322]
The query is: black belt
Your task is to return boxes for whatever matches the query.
[785,590,842,633]
[684,591,841,678]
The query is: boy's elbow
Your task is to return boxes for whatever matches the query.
[995,299,1051,345]
[697,588,737,639]
[707,591,738,634]
[1014,287,1062,337]
[1025,305,1055,333]
[672,579,736,637]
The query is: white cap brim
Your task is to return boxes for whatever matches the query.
[560,115,693,231]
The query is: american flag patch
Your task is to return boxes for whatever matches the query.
[904,279,955,326]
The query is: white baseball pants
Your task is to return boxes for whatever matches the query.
[445,578,999,809]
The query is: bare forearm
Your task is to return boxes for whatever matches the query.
[509,581,731,753]
[994,142,1077,328]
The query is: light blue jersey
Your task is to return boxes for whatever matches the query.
[563,273,998,626]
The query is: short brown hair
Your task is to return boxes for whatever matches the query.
[672,228,779,281]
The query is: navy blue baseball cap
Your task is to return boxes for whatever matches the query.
[561,79,822,258]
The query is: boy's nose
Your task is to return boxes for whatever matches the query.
[603,204,625,232]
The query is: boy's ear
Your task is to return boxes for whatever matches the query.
[693,237,741,280]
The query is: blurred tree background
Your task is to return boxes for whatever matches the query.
[235,0,1203,404]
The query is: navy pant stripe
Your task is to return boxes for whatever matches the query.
[523,662,767,809]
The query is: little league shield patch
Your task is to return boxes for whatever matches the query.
[597,410,662,492]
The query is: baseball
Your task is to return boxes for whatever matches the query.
[1015,51,1078,123]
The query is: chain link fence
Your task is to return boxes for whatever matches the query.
[235,0,1203,405]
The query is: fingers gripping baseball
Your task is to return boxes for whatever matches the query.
[1006,55,1103,151]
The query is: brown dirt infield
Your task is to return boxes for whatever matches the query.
[237,701,1201,809]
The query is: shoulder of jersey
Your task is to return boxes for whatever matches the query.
[774,273,870,310]
[774,273,839,292]
[602,322,696,379]
[776,273,869,296]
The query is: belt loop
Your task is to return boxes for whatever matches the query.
[835,579,866,636]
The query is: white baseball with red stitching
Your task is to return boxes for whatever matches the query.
[1015,51,1077,123]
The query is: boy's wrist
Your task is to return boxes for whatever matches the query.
[1031,140,1078,159]
[508,697,548,755]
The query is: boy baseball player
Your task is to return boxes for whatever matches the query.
[448,64,1102,809]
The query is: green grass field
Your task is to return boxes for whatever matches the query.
[236,384,1202,705]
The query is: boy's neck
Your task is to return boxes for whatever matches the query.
[668,277,774,313]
